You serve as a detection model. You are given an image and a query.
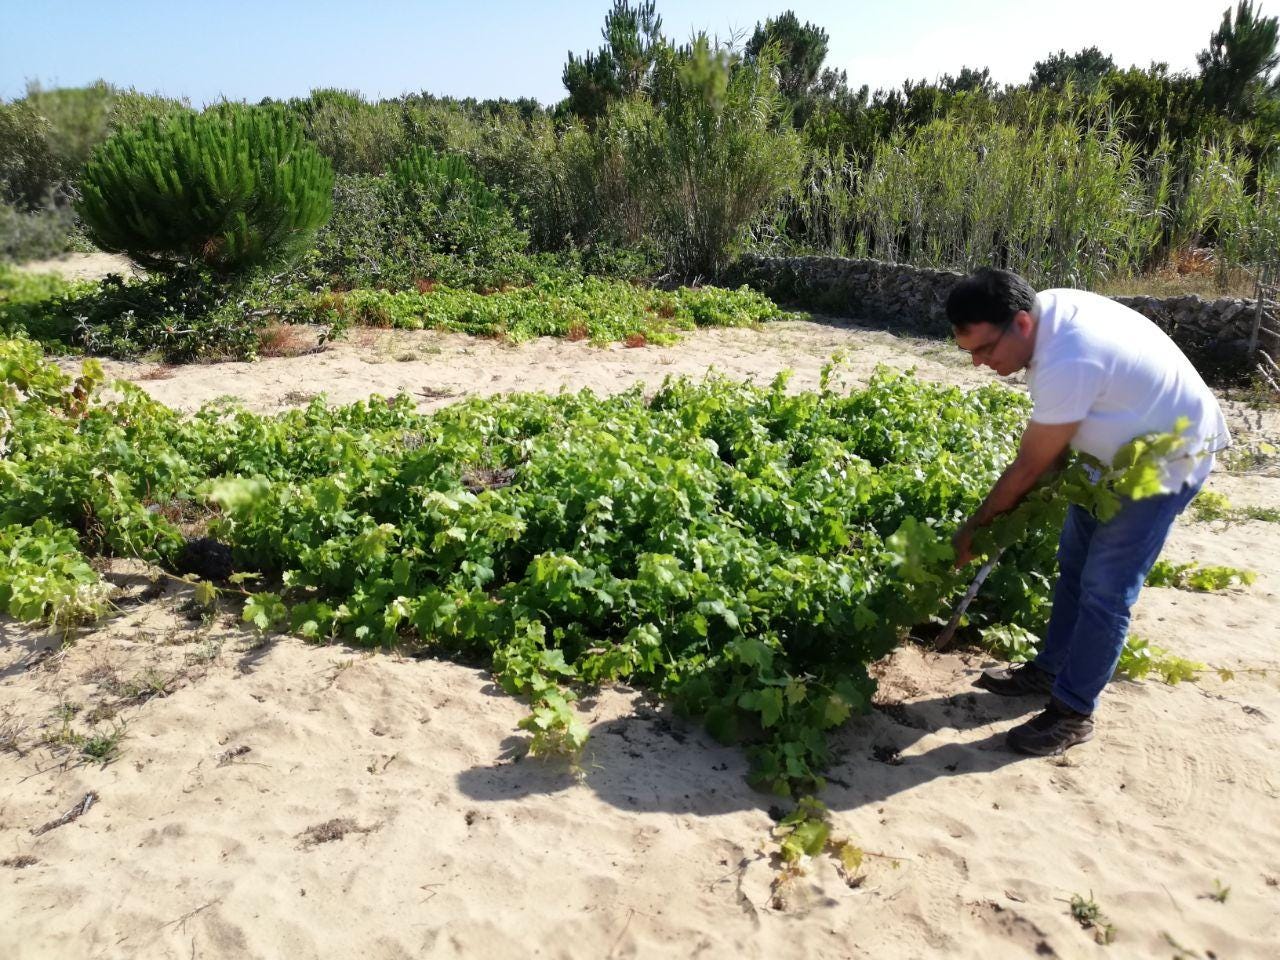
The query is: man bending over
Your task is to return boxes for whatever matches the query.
[947,268,1229,756]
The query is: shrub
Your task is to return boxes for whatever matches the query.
[595,38,803,278]
[453,108,607,252]
[0,264,93,339]
[568,239,663,280]
[0,263,266,362]
[74,274,266,361]
[288,88,409,176]
[18,82,118,185]
[300,168,545,292]
[0,202,82,262]
[13,82,191,194]
[391,146,495,202]
[57,272,265,361]
[1,86,191,262]
[389,148,520,265]
[77,105,334,275]
[0,101,61,210]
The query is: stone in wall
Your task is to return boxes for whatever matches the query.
[726,254,1272,381]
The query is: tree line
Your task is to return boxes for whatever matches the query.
[1,1,1277,286]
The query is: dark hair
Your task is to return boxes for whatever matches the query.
[945,268,1037,332]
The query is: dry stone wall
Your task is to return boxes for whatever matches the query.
[725,254,1269,380]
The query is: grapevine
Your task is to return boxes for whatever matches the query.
[0,337,1218,795]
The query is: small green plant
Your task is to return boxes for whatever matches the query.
[1146,560,1256,592]
[1238,504,1280,523]
[1222,440,1279,474]
[111,667,173,702]
[770,797,867,907]
[43,702,83,748]
[774,797,862,869]
[185,637,223,666]
[1162,932,1205,959]
[80,722,126,764]
[0,709,27,754]
[1116,635,1208,684]
[40,701,122,762]
[1207,878,1230,903]
[0,519,115,625]
[1070,892,1117,945]
[980,628,1211,689]
[1190,490,1232,521]
[1190,490,1280,524]
[241,591,289,633]
[978,623,1039,662]
[494,624,589,757]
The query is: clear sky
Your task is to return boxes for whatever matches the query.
[0,0,1234,106]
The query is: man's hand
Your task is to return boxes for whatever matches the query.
[952,516,979,568]
[954,420,1081,568]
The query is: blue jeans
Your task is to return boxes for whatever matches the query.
[1035,482,1201,714]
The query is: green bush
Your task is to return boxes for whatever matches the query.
[0,100,83,262]
[0,263,264,362]
[0,202,82,262]
[12,82,191,197]
[392,146,495,202]
[300,170,546,292]
[66,272,265,361]
[0,264,93,339]
[0,101,61,210]
[567,239,662,280]
[288,88,410,176]
[1,85,191,263]
[77,105,334,275]
[451,109,607,252]
[19,82,119,186]
[594,38,803,278]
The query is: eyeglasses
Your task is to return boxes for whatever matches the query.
[965,325,1009,362]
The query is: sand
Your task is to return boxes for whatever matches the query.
[12,252,139,283]
[3,319,1279,959]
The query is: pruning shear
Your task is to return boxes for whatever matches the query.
[934,547,1005,652]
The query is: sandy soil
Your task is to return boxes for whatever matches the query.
[4,319,1279,960]
[84,319,994,415]
[12,252,139,282]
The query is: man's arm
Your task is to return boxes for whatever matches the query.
[952,420,1080,567]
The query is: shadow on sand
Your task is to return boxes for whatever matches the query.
[457,683,1045,816]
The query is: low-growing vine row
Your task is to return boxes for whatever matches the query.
[0,336,1209,794]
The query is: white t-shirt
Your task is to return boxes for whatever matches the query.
[1025,289,1229,491]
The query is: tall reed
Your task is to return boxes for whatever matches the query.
[766,90,1277,289]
